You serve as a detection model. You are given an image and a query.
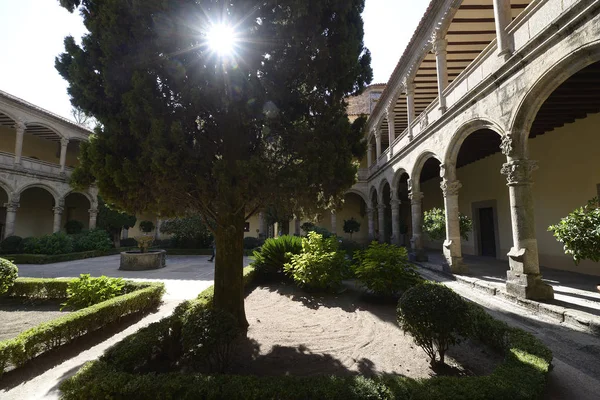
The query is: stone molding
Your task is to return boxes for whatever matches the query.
[440,179,462,197]
[500,133,514,156]
[409,191,424,204]
[4,202,19,213]
[501,159,538,186]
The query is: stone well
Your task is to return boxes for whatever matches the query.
[119,250,166,271]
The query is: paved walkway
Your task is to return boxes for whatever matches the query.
[1,254,251,399]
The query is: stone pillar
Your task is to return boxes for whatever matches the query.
[387,109,395,156]
[406,83,415,141]
[14,121,25,166]
[377,204,386,243]
[53,205,64,233]
[375,129,382,163]
[155,217,162,239]
[122,228,129,239]
[391,199,401,246]
[330,210,337,235]
[367,207,375,240]
[433,37,448,113]
[409,191,427,261]
[258,211,267,238]
[59,138,69,173]
[492,0,513,60]
[294,218,301,236]
[501,159,554,300]
[89,208,98,230]
[4,201,19,237]
[367,143,373,167]
[441,179,467,273]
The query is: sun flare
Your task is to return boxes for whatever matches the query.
[206,23,237,56]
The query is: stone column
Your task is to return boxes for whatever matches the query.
[367,143,373,167]
[501,159,554,300]
[59,138,69,173]
[4,201,19,238]
[89,208,98,230]
[441,179,467,273]
[14,121,25,166]
[330,210,337,235]
[377,204,386,243]
[387,109,395,156]
[53,206,64,233]
[375,129,382,164]
[409,191,427,261]
[433,37,448,113]
[492,0,513,60]
[406,83,415,141]
[121,228,129,239]
[391,199,401,246]
[367,207,375,240]
[258,211,267,238]
[294,218,301,236]
[155,217,162,239]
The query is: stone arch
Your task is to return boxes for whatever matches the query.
[410,150,442,187]
[377,178,391,204]
[511,40,600,157]
[0,178,16,200]
[24,120,67,140]
[0,107,20,125]
[368,185,378,207]
[64,189,94,207]
[443,118,505,178]
[345,188,368,206]
[392,167,410,190]
[15,182,61,205]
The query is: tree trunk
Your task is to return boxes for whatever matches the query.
[213,210,249,330]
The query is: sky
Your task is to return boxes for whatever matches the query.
[0,0,430,122]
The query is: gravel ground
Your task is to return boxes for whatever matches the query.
[231,282,502,378]
[0,299,70,341]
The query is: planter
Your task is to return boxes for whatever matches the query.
[120,250,166,271]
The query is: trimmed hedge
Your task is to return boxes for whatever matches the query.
[60,272,552,400]
[0,278,164,376]
[6,248,138,265]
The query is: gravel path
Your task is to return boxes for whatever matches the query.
[232,282,502,378]
[0,299,70,341]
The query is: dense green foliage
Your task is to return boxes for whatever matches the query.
[181,306,239,373]
[423,208,472,241]
[343,217,361,238]
[0,258,18,296]
[6,249,124,265]
[0,279,164,376]
[159,216,213,248]
[64,220,84,234]
[353,243,422,296]
[96,198,137,247]
[72,229,113,252]
[284,231,348,291]
[548,197,600,264]
[243,237,263,250]
[0,236,23,253]
[58,0,371,327]
[22,232,74,255]
[251,235,303,277]
[397,283,470,366]
[62,274,125,310]
[139,220,155,233]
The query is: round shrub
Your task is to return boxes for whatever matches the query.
[243,236,263,250]
[62,274,125,310]
[64,220,84,234]
[397,282,470,366]
[72,229,113,252]
[0,235,23,253]
[0,257,18,295]
[284,231,348,291]
[22,232,74,255]
[181,305,239,373]
[252,235,302,277]
[423,207,472,241]
[354,242,422,297]
[139,220,155,233]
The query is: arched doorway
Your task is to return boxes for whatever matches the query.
[15,187,56,237]
[394,172,412,247]
[63,192,91,232]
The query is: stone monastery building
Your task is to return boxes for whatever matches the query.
[0,0,599,302]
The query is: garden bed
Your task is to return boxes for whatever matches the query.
[233,282,501,378]
[0,299,69,342]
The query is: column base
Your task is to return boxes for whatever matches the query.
[409,249,428,262]
[443,257,468,274]
[506,271,554,301]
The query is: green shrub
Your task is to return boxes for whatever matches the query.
[338,238,363,259]
[4,277,72,299]
[243,236,263,249]
[0,258,18,296]
[72,229,113,252]
[139,220,155,233]
[252,235,302,276]
[300,221,315,233]
[160,215,213,248]
[120,238,138,247]
[182,306,239,373]
[21,232,74,255]
[354,243,422,296]
[284,231,348,291]
[62,274,125,310]
[548,197,600,264]
[0,235,23,253]
[6,249,121,265]
[343,217,361,238]
[397,282,470,366]
[64,220,84,234]
[422,207,472,241]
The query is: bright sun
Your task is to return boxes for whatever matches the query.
[207,24,237,56]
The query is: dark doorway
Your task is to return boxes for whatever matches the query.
[478,207,496,257]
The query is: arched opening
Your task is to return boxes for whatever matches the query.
[63,192,91,232]
[0,185,9,239]
[395,172,412,247]
[518,60,600,276]
[381,182,392,243]
[0,112,17,161]
[22,123,63,165]
[418,157,443,252]
[15,187,56,238]
[370,188,379,240]
[337,192,368,243]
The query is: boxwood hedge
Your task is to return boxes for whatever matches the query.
[0,278,164,376]
[60,268,552,400]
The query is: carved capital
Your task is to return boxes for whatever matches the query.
[420,113,429,130]
[390,199,401,209]
[60,138,70,147]
[440,179,462,197]
[53,206,64,214]
[377,204,386,212]
[15,120,26,133]
[501,160,538,185]
[88,208,99,218]
[402,77,415,95]
[409,191,423,204]
[500,133,514,157]
[4,202,19,213]
[431,35,447,54]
